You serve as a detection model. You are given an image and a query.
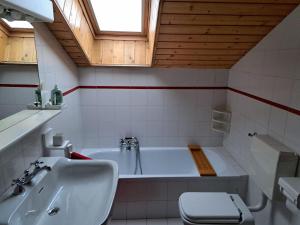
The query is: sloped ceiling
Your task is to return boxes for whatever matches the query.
[47,0,300,68]
[152,0,300,68]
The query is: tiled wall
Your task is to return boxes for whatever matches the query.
[34,23,82,149]
[224,5,300,225]
[0,65,39,119]
[113,177,247,219]
[0,127,44,195]
[79,68,228,148]
[0,24,83,195]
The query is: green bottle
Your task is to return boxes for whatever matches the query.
[51,85,63,105]
[35,86,42,106]
[56,86,63,105]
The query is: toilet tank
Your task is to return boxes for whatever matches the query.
[249,135,298,200]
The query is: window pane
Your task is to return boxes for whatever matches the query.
[90,0,142,32]
[2,19,33,29]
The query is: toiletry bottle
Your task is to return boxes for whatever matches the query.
[55,85,63,105]
[51,85,57,105]
[34,85,42,106]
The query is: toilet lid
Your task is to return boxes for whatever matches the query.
[179,192,241,224]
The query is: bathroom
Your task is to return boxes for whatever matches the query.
[0,0,300,225]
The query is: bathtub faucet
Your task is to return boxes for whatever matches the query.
[120,137,139,151]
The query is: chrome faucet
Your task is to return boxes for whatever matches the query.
[22,160,51,185]
[120,137,139,151]
[11,160,51,195]
[11,178,25,195]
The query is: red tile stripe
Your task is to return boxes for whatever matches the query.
[62,86,80,96]
[79,85,228,90]
[0,84,38,88]
[228,87,300,116]
[51,85,300,117]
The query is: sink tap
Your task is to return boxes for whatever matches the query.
[10,160,51,196]
[11,178,25,195]
[22,160,51,185]
[120,137,139,151]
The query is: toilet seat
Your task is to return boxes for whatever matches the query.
[179,193,247,224]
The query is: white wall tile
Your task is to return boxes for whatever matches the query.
[146,201,167,218]
[290,80,300,110]
[167,181,188,200]
[0,23,84,194]
[225,5,300,225]
[112,203,127,220]
[79,68,228,148]
[268,107,287,140]
[127,202,147,219]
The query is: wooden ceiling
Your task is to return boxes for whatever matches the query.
[46,1,91,65]
[0,23,37,64]
[152,0,300,68]
[46,0,300,68]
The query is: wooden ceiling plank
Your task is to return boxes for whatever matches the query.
[156,41,256,49]
[52,31,74,39]
[160,14,283,26]
[154,64,233,69]
[155,54,242,60]
[155,48,248,55]
[65,46,82,53]
[47,22,69,31]
[155,59,235,65]
[159,25,273,35]
[59,39,78,47]
[162,2,297,16]
[163,0,300,3]
[158,34,264,42]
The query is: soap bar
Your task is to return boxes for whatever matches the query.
[53,133,64,146]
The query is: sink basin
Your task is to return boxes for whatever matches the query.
[0,157,118,225]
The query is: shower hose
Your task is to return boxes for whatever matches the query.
[134,145,143,175]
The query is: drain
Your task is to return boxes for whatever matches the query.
[47,207,60,216]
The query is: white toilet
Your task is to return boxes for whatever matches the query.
[179,192,254,225]
[179,135,299,225]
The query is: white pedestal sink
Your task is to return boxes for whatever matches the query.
[0,157,118,225]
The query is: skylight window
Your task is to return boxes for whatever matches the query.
[89,0,143,32]
[2,19,33,29]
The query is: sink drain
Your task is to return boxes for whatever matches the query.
[47,207,60,216]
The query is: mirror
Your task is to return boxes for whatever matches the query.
[0,19,40,128]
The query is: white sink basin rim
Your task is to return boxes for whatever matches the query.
[0,157,119,225]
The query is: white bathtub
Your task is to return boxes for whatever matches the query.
[80,147,248,219]
[81,147,199,178]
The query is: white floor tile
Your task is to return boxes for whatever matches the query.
[167,218,183,225]
[147,219,168,225]
[127,202,147,219]
[126,219,147,225]
[110,220,126,225]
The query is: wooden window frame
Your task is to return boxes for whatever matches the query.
[0,20,34,34]
[82,0,149,37]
